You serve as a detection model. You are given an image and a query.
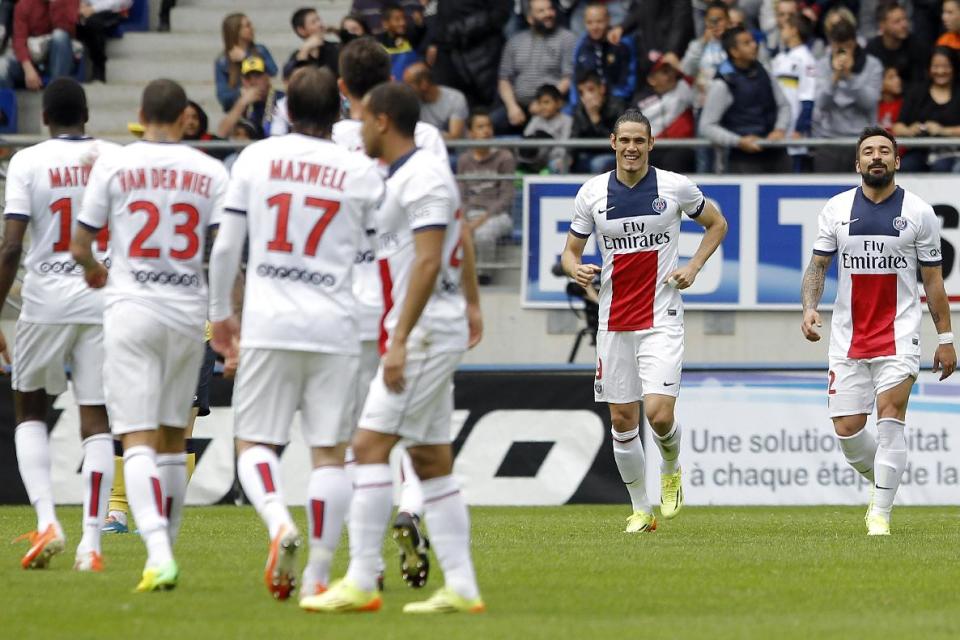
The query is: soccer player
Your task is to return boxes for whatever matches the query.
[801,126,956,536]
[560,109,728,533]
[299,83,483,614]
[71,78,229,591]
[207,66,384,602]
[1,78,118,571]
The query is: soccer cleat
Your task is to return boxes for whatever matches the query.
[264,525,301,601]
[403,587,486,614]
[134,560,179,592]
[624,510,657,533]
[74,550,104,572]
[13,524,66,569]
[102,513,129,534]
[299,578,382,613]
[864,485,876,524]
[866,513,890,536]
[392,511,430,588]
[660,468,684,519]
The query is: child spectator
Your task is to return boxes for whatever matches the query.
[377,3,419,80]
[339,14,368,46]
[771,13,816,172]
[215,13,277,111]
[877,66,903,131]
[283,7,338,80]
[938,0,960,52]
[569,2,635,110]
[520,84,573,173]
[571,70,625,174]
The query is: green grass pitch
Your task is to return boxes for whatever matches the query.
[1,505,959,639]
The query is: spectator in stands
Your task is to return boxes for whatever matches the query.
[520,83,573,173]
[182,99,230,160]
[571,70,625,173]
[635,56,696,173]
[608,0,693,72]
[215,13,277,111]
[877,66,903,131]
[216,56,284,140]
[75,0,132,83]
[495,0,578,134]
[699,26,791,174]
[761,0,800,56]
[682,1,730,109]
[339,14,368,45]
[568,0,628,39]
[811,18,882,172]
[457,108,517,285]
[351,0,424,37]
[283,8,338,80]
[158,0,175,32]
[377,3,420,80]
[403,61,467,140]
[568,2,636,110]
[865,2,929,86]
[772,13,816,172]
[0,0,80,91]
[893,47,960,172]
[938,0,960,52]
[820,5,863,50]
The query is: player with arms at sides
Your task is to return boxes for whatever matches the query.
[300,83,483,615]
[1,78,118,571]
[207,66,384,602]
[801,126,955,536]
[71,79,229,591]
[332,36,450,589]
[560,109,727,533]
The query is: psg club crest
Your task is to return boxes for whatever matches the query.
[652,197,667,213]
[892,216,907,231]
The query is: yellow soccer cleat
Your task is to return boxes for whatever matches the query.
[13,524,65,569]
[866,513,890,536]
[403,587,486,614]
[660,468,684,519]
[299,579,382,613]
[135,560,179,592]
[624,510,657,533]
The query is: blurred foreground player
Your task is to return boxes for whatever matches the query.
[300,83,484,614]
[209,67,384,602]
[72,79,228,591]
[560,109,727,533]
[801,127,955,536]
[2,78,118,571]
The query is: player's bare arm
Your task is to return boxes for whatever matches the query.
[560,232,600,289]
[800,253,832,342]
[207,212,246,362]
[69,225,108,289]
[459,224,483,349]
[383,227,445,393]
[920,264,956,380]
[0,218,27,363]
[664,201,727,289]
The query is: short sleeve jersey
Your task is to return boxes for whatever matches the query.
[375,148,467,354]
[77,141,229,341]
[813,186,942,359]
[332,118,450,341]
[3,137,120,324]
[569,168,706,332]
[223,134,384,354]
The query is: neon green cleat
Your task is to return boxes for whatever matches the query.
[624,510,657,533]
[864,485,876,525]
[866,513,890,536]
[403,587,486,614]
[660,468,684,519]
[299,578,381,613]
[135,560,179,592]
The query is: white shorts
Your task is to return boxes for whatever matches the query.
[827,354,920,417]
[12,321,104,405]
[359,350,462,445]
[594,327,684,403]
[354,340,380,424]
[234,348,359,448]
[103,302,204,434]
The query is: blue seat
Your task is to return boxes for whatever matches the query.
[119,0,150,34]
[0,89,17,133]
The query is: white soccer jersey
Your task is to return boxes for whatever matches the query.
[814,186,942,359]
[332,118,450,340]
[77,141,228,341]
[223,133,384,354]
[569,168,706,332]
[3,137,119,324]
[375,148,467,354]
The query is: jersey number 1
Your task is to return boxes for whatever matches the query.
[50,198,108,253]
[266,193,340,256]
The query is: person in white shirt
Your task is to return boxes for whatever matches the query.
[300,82,484,615]
[1,78,118,572]
[71,78,229,592]
[208,66,384,602]
[801,127,956,536]
[770,13,816,172]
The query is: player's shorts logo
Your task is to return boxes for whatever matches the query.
[652,197,667,213]
[893,216,907,231]
[594,382,603,395]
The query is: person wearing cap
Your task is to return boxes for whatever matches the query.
[635,54,696,174]
[217,56,284,140]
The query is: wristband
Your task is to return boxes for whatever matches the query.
[938,332,954,345]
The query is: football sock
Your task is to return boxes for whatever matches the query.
[397,449,424,518]
[108,440,128,515]
[611,426,651,513]
[14,420,59,532]
[78,434,113,554]
[157,453,187,545]
[237,445,294,540]
[345,463,392,592]
[422,475,480,601]
[653,421,682,474]
[123,445,172,568]
[303,466,352,589]
[873,418,907,516]
[837,428,877,482]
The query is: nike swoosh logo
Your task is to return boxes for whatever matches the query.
[663,382,677,386]
[598,206,616,214]
[841,218,860,225]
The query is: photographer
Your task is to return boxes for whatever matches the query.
[550,261,599,363]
